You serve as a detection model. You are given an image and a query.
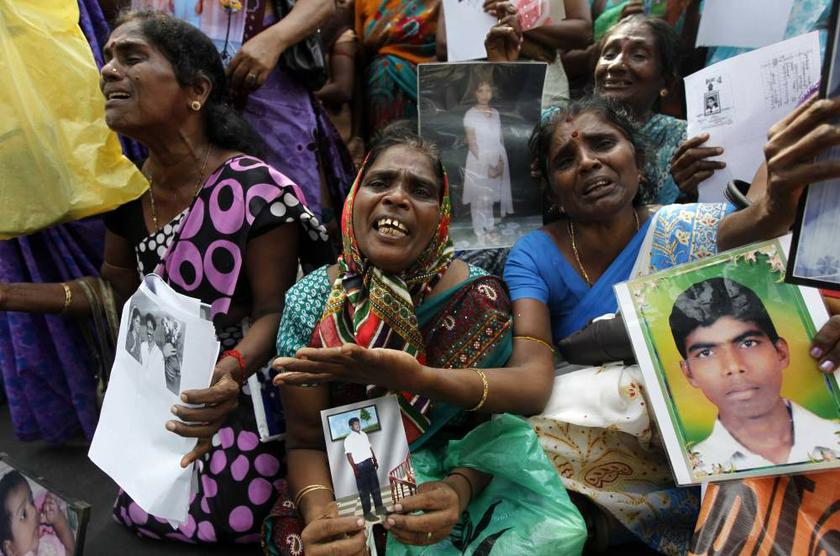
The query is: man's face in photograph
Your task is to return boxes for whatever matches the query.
[680,316,790,419]
[351,420,360,432]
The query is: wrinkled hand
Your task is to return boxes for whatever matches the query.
[227,30,285,95]
[810,315,840,374]
[484,3,522,62]
[301,502,368,556]
[273,344,428,392]
[620,0,644,19]
[670,134,726,197]
[40,493,65,527]
[383,481,461,546]
[167,366,240,468]
[763,95,840,209]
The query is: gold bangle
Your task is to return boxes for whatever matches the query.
[293,484,334,508]
[59,282,72,314]
[466,368,488,412]
[513,335,555,352]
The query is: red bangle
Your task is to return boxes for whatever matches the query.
[221,349,247,385]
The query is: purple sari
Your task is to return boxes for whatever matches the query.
[0,0,141,443]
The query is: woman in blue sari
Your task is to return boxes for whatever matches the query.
[503,97,730,555]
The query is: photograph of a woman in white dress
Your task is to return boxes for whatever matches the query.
[463,77,514,245]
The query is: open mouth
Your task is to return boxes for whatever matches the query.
[373,217,409,239]
[602,79,633,89]
[583,177,615,195]
[105,90,131,103]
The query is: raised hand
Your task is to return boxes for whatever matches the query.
[484,3,522,62]
[670,133,726,198]
[273,344,429,392]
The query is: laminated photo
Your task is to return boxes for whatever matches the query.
[0,454,90,556]
[616,239,840,485]
[418,62,547,250]
[321,395,415,524]
[788,0,840,290]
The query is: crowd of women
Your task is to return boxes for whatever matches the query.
[2,0,840,554]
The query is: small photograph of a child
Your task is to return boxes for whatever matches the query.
[0,457,88,556]
[463,74,513,246]
[419,62,547,250]
[321,396,415,524]
[124,294,186,396]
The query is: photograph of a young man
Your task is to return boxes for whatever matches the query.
[343,417,386,521]
[669,277,840,474]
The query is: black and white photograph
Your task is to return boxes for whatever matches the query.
[704,91,721,115]
[124,293,186,396]
[0,455,90,556]
[321,396,415,524]
[788,0,840,290]
[418,62,547,250]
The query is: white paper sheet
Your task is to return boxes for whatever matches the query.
[696,0,793,49]
[89,275,219,523]
[443,0,496,62]
[685,32,820,203]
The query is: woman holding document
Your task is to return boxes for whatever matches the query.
[486,10,726,203]
[0,11,330,544]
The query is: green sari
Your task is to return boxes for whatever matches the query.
[264,265,586,555]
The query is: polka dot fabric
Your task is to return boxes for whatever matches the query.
[113,421,286,544]
[111,155,329,544]
[154,155,331,322]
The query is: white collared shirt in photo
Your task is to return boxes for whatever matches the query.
[344,430,374,463]
[691,400,840,474]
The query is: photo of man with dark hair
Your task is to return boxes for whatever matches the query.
[343,417,386,521]
[140,314,164,374]
[669,277,840,473]
[125,307,143,364]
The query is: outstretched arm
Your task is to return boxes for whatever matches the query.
[274,297,555,416]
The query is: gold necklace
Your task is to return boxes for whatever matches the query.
[147,145,212,232]
[568,208,640,287]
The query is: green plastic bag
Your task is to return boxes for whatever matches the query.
[386,414,587,556]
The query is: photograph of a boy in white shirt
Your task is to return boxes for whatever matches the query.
[669,277,840,474]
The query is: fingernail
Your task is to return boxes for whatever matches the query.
[387,517,395,526]
[170,405,178,415]
[811,346,824,358]
[394,504,403,512]
[165,421,176,431]
[181,394,188,402]
[820,360,835,372]
[356,518,364,527]
[715,148,723,154]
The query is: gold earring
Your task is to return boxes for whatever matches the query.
[191,100,202,111]
[659,88,668,97]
